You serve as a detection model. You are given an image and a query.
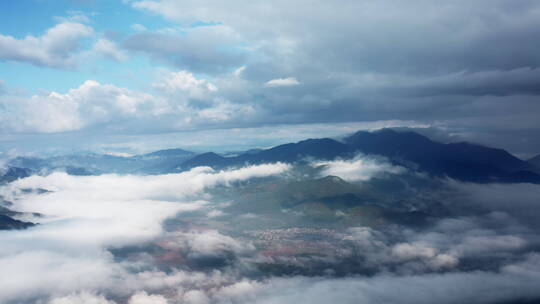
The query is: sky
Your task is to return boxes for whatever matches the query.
[1,0,540,157]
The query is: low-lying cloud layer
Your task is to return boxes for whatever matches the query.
[0,163,289,303]
[1,159,540,303]
[312,154,406,182]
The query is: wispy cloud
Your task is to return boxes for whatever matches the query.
[265,77,300,87]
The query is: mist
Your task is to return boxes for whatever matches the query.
[1,158,539,303]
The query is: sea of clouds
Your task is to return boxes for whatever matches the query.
[1,160,540,304]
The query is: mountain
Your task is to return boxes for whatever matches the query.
[0,205,36,230]
[0,214,34,230]
[174,139,351,171]
[136,148,194,159]
[7,148,196,175]
[212,174,432,229]
[4,130,537,183]
[132,148,196,174]
[529,154,540,168]
[171,129,540,183]
[238,138,352,164]
[0,167,32,184]
[177,152,229,170]
[277,175,381,208]
[344,129,538,183]
[8,154,139,175]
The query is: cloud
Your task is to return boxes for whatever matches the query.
[2,162,540,303]
[0,163,289,303]
[154,70,218,99]
[3,2,540,303]
[128,291,168,304]
[265,77,300,87]
[442,181,540,227]
[48,291,115,304]
[0,120,421,156]
[39,252,538,304]
[131,0,540,74]
[0,21,93,68]
[202,255,540,304]
[161,229,255,261]
[92,38,129,62]
[127,0,540,155]
[312,154,405,182]
[391,242,458,270]
[48,291,169,304]
[2,163,290,205]
[0,74,257,134]
[53,12,92,24]
[131,24,148,32]
[123,24,246,74]
[0,80,161,133]
[3,6,540,154]
[391,242,437,260]
[233,66,246,78]
[1,89,84,133]
[0,1,536,157]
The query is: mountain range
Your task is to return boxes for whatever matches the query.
[172,129,540,183]
[6,148,195,176]
[4,129,540,184]
[529,154,540,168]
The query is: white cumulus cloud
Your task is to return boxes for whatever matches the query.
[0,22,93,68]
[92,38,129,62]
[154,70,218,99]
[0,80,164,133]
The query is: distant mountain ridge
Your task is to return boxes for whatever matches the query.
[343,129,538,183]
[0,214,34,230]
[0,167,32,183]
[135,148,194,159]
[0,204,36,230]
[173,129,540,183]
[529,154,540,168]
[4,129,539,183]
[7,148,196,175]
[174,138,353,171]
